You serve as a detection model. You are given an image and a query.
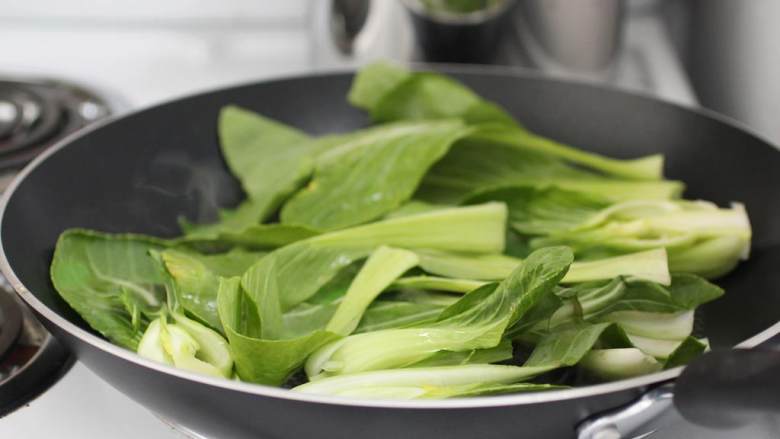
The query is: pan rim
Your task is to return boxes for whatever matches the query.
[1,67,779,410]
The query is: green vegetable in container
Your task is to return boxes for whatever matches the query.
[48,61,748,399]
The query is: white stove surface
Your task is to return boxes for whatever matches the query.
[0,2,773,438]
[1,363,185,439]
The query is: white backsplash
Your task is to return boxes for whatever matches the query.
[0,0,313,107]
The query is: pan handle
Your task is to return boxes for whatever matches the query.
[576,383,675,439]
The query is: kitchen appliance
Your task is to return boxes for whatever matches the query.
[0,77,117,416]
[1,67,778,438]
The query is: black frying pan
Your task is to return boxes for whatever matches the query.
[1,68,779,438]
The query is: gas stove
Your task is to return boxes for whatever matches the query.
[0,76,118,417]
[0,78,116,186]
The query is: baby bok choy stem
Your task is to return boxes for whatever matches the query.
[305,247,573,379]
[293,364,558,399]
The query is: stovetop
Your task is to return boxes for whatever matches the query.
[0,2,776,438]
[0,78,111,170]
[0,75,118,417]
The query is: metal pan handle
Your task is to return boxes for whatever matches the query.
[576,383,675,439]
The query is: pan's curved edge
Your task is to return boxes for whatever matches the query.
[0,69,778,411]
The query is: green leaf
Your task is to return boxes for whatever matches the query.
[464,185,610,235]
[159,248,265,332]
[514,273,721,341]
[282,296,452,338]
[308,202,507,253]
[441,382,566,398]
[580,348,663,380]
[183,106,316,237]
[524,322,614,367]
[217,277,339,385]
[304,247,572,377]
[281,120,472,230]
[408,339,513,368]
[349,61,517,127]
[50,229,169,350]
[545,278,628,329]
[419,138,682,206]
[350,63,668,180]
[441,246,574,327]
[529,201,750,278]
[354,292,460,333]
[470,127,664,181]
[601,310,694,341]
[293,364,555,399]
[370,73,482,122]
[348,61,411,111]
[326,247,419,335]
[384,200,449,219]
[561,249,670,285]
[604,274,723,315]
[664,336,708,369]
[625,334,687,360]
[187,223,320,250]
[393,276,485,293]
[415,249,521,280]
[242,203,507,339]
[413,248,669,285]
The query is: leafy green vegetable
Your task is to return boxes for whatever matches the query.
[293,364,555,399]
[354,300,448,333]
[138,313,233,378]
[469,128,664,181]
[244,203,506,338]
[384,200,448,219]
[369,74,484,123]
[408,340,514,367]
[413,248,670,285]
[281,120,473,230]
[220,204,506,384]
[664,337,708,369]
[418,141,682,205]
[465,185,610,235]
[351,62,667,181]
[601,310,694,341]
[169,312,233,376]
[524,196,751,278]
[599,274,723,315]
[183,106,316,237]
[348,62,411,111]
[51,229,169,350]
[524,322,617,367]
[326,247,419,335]
[580,348,663,380]
[305,247,572,378]
[415,249,520,280]
[393,276,486,293]
[159,248,266,332]
[509,273,721,340]
[49,62,749,399]
[419,0,507,17]
[187,224,320,250]
[218,277,339,385]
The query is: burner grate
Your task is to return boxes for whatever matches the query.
[0,75,118,416]
[0,79,112,171]
[0,291,22,363]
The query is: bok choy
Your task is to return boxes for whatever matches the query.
[49,61,749,399]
